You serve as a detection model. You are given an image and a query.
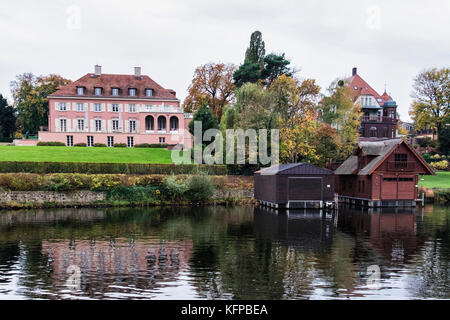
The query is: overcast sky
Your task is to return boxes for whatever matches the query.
[0,0,449,121]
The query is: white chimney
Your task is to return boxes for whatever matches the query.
[134,67,141,78]
[94,65,102,76]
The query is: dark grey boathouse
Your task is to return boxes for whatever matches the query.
[254,163,335,209]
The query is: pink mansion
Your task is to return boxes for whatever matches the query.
[39,65,193,148]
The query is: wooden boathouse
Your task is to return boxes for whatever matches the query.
[334,138,434,207]
[254,163,335,209]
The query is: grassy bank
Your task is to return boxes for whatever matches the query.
[419,171,450,188]
[0,146,183,164]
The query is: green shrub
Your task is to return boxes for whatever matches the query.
[74,143,87,147]
[0,161,227,175]
[114,143,127,148]
[37,141,66,146]
[93,143,107,147]
[430,160,448,171]
[44,174,73,191]
[135,143,168,148]
[107,185,159,203]
[163,175,188,201]
[185,173,215,202]
[0,137,13,143]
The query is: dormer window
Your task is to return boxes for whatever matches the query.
[77,87,84,95]
[129,88,136,96]
[112,88,119,96]
[94,87,102,96]
[145,89,153,97]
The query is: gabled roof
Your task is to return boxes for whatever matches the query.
[50,73,177,100]
[334,138,435,176]
[257,163,333,175]
[347,74,382,103]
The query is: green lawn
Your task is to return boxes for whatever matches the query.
[0,146,181,164]
[419,171,450,189]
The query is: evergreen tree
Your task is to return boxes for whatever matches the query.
[0,94,16,138]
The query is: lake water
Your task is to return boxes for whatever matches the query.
[0,205,449,300]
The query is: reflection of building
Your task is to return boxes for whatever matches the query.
[337,208,422,265]
[41,239,193,297]
[253,207,336,250]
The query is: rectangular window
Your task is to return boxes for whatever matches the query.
[95,120,102,132]
[94,87,102,96]
[60,119,67,132]
[112,88,119,96]
[394,153,408,168]
[127,136,134,148]
[77,119,84,131]
[77,103,84,112]
[107,136,114,147]
[66,135,73,147]
[129,120,136,133]
[87,136,94,147]
[112,120,119,131]
[146,89,153,97]
[94,103,101,112]
[112,104,119,112]
[362,180,365,192]
[59,103,67,111]
[129,104,136,112]
[159,137,165,143]
[129,88,136,96]
[77,87,84,95]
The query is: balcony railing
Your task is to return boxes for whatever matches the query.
[361,116,397,123]
[141,105,181,113]
[387,161,416,171]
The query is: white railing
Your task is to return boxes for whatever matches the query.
[141,105,181,113]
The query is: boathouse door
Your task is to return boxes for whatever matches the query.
[287,177,323,201]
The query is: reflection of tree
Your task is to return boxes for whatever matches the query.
[406,206,450,298]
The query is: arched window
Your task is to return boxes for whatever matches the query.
[370,127,377,137]
[158,116,166,131]
[170,116,179,131]
[145,115,154,131]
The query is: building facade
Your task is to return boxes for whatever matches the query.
[39,66,193,148]
[334,138,434,207]
[347,67,398,140]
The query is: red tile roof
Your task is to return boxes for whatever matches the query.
[50,73,177,100]
[347,74,382,102]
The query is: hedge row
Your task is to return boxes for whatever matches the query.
[0,161,228,175]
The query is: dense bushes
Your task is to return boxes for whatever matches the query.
[93,143,107,147]
[430,160,449,171]
[0,137,13,143]
[0,173,165,191]
[0,172,218,203]
[74,143,87,147]
[37,141,65,146]
[185,173,215,202]
[114,143,127,148]
[134,143,168,148]
[0,161,227,175]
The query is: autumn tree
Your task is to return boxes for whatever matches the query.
[11,73,71,133]
[321,80,362,160]
[183,63,237,122]
[409,67,450,135]
[0,94,16,138]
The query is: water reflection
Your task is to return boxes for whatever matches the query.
[0,205,448,299]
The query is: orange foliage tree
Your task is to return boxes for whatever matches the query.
[183,63,237,122]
